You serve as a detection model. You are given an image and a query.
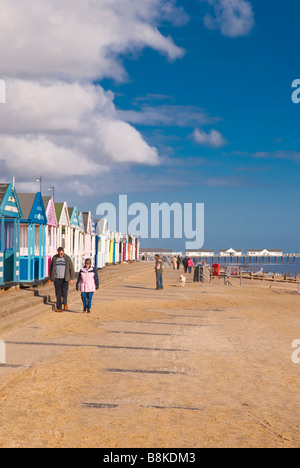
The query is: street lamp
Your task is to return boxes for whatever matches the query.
[48,185,55,201]
[36,176,42,193]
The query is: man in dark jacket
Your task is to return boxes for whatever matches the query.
[50,247,75,312]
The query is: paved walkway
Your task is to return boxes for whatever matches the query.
[0,262,299,448]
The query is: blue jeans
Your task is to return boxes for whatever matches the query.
[156,273,163,290]
[81,292,94,311]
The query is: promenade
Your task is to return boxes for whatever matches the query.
[0,262,299,448]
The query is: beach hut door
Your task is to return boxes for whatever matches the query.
[4,223,15,282]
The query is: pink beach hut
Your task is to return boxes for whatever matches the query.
[55,202,71,256]
[43,196,57,277]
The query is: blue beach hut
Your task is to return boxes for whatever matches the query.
[18,192,47,283]
[0,183,22,286]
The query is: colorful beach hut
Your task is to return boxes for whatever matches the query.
[127,235,133,262]
[68,206,83,272]
[95,218,109,269]
[0,183,22,286]
[43,196,57,277]
[109,231,115,264]
[82,211,96,265]
[115,232,122,263]
[55,202,71,256]
[18,192,47,283]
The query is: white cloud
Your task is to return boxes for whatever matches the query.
[0,80,160,185]
[193,128,227,148]
[252,151,300,163]
[0,0,185,81]
[203,0,255,38]
[0,0,187,193]
[118,105,219,128]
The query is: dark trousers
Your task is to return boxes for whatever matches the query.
[54,279,69,310]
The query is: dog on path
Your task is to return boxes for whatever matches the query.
[179,275,186,287]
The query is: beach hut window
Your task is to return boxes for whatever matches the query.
[4,223,14,251]
[34,225,40,255]
[20,225,29,256]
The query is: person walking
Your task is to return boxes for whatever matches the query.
[182,256,188,274]
[177,255,181,270]
[76,258,99,314]
[172,256,177,269]
[50,247,75,312]
[155,254,164,290]
[187,257,194,274]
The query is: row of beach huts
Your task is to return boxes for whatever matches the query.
[0,182,139,288]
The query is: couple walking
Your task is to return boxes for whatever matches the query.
[50,247,99,313]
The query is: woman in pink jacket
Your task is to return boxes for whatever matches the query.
[76,258,99,313]
[187,257,194,274]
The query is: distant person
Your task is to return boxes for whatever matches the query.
[172,256,177,269]
[50,247,75,312]
[177,255,182,270]
[155,254,164,290]
[187,257,194,274]
[76,258,99,313]
[182,256,188,274]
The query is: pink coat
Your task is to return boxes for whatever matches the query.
[187,258,194,267]
[76,266,99,293]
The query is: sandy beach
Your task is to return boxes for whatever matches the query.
[0,261,299,448]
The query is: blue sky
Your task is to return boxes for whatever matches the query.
[0,0,299,252]
[100,0,300,252]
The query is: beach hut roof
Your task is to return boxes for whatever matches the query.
[68,206,81,229]
[55,202,70,226]
[0,184,9,205]
[82,211,92,234]
[42,196,57,227]
[18,193,47,224]
[0,183,22,218]
[96,218,108,236]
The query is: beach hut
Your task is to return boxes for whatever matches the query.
[43,196,58,277]
[82,211,96,265]
[18,192,47,283]
[0,183,22,286]
[95,218,109,269]
[127,235,133,261]
[68,206,83,272]
[124,234,129,262]
[115,232,122,263]
[91,216,96,266]
[121,234,127,262]
[55,202,71,256]
[109,231,115,264]
[105,229,111,265]
[134,236,140,261]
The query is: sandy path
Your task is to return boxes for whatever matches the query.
[0,262,299,448]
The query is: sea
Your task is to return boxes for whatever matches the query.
[194,256,300,277]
